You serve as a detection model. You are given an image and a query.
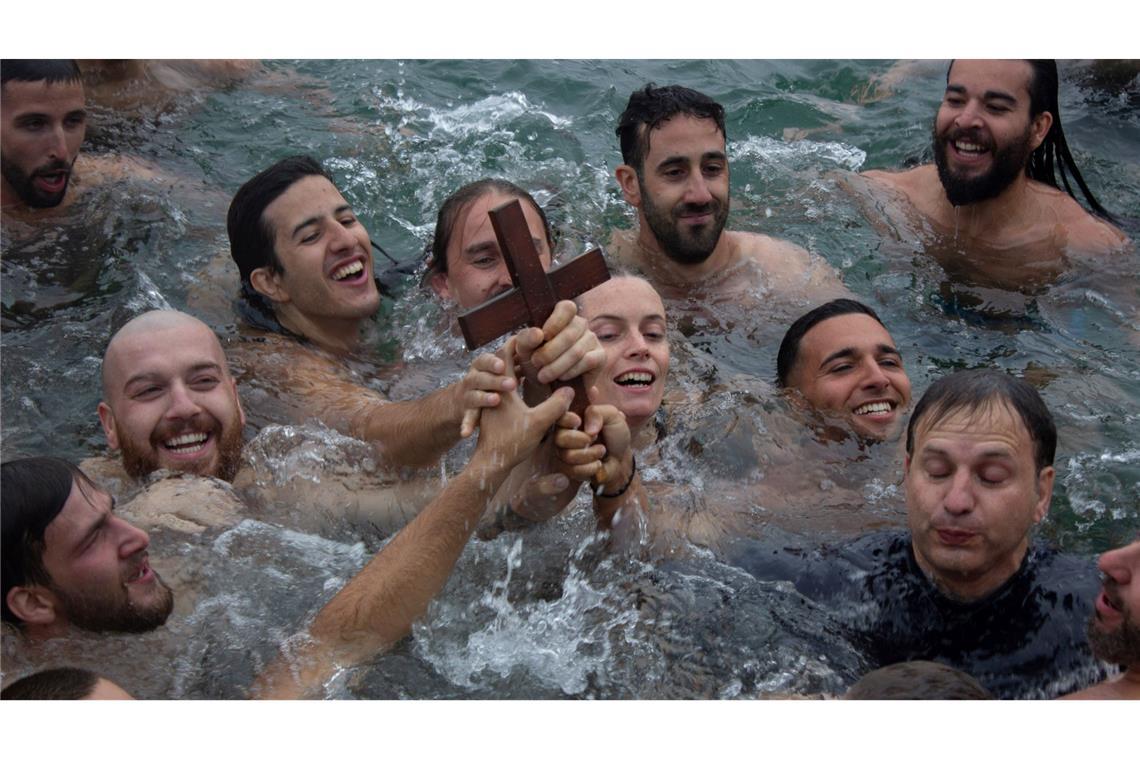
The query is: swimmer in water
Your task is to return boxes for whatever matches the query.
[608,84,849,308]
[1,60,167,226]
[1063,537,1140,700]
[422,178,608,536]
[226,156,599,471]
[3,371,573,698]
[777,299,913,442]
[857,60,1128,289]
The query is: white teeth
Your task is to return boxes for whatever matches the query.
[615,371,653,386]
[332,261,364,280]
[165,432,207,450]
[954,140,986,154]
[854,401,892,416]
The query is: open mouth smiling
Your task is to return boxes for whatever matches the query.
[615,370,656,388]
[163,431,210,455]
[852,400,896,417]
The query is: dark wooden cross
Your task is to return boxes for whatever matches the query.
[458,199,610,418]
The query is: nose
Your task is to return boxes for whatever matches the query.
[45,125,69,161]
[624,330,650,358]
[1098,540,1139,583]
[954,99,985,130]
[860,359,889,391]
[165,381,203,420]
[494,263,514,291]
[683,173,714,206]
[330,220,358,253]
[943,469,975,515]
[113,515,150,559]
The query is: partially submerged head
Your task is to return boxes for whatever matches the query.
[228,156,380,345]
[1087,538,1140,671]
[614,84,730,266]
[1,457,173,638]
[426,178,554,310]
[904,369,1056,601]
[777,299,911,441]
[1,60,86,210]
[576,274,669,433]
[98,310,245,482]
[845,660,993,700]
[1,667,133,700]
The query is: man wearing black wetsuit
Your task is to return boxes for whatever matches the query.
[732,369,1104,698]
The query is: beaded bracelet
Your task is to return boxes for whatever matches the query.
[597,455,637,499]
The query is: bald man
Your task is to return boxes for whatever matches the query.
[98,310,245,482]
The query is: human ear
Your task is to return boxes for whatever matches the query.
[429,271,453,301]
[97,401,120,450]
[250,267,290,304]
[5,585,59,627]
[1032,465,1055,523]
[1029,111,1053,152]
[615,165,642,208]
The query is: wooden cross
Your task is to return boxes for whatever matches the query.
[458,199,610,417]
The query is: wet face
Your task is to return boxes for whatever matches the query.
[932,60,1048,206]
[905,402,1053,600]
[257,175,380,325]
[99,319,245,481]
[629,115,729,265]
[579,277,669,432]
[39,479,173,633]
[430,191,552,310]
[1088,539,1140,667]
[0,79,87,208]
[787,314,912,440]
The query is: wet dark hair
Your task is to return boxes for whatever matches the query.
[227,156,335,332]
[906,369,1057,473]
[1,667,100,700]
[776,299,885,388]
[425,178,554,278]
[0,60,81,87]
[1,457,91,625]
[946,60,1113,221]
[845,661,993,700]
[615,84,726,174]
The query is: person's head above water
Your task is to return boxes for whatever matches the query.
[1,60,86,210]
[903,369,1056,601]
[1,667,133,700]
[1,457,173,640]
[933,59,1111,219]
[576,274,669,433]
[614,84,730,267]
[227,155,381,352]
[426,178,554,310]
[1086,538,1140,675]
[777,299,911,441]
[98,310,245,482]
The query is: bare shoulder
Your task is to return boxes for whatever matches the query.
[79,456,137,501]
[731,231,850,298]
[1032,183,1129,253]
[76,152,167,185]
[862,164,934,196]
[731,230,810,264]
[120,474,245,534]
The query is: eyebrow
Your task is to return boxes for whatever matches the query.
[945,84,1018,106]
[71,495,115,557]
[920,445,1014,461]
[589,313,667,325]
[290,204,353,240]
[818,343,901,368]
[123,362,223,387]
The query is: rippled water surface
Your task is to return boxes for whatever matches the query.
[2,60,1137,698]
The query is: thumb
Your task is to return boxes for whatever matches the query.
[532,386,575,429]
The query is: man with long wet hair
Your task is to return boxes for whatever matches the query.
[861,60,1126,287]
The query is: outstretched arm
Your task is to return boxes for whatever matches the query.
[251,341,573,699]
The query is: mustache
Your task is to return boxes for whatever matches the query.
[675,201,719,216]
[942,126,993,149]
[33,159,73,177]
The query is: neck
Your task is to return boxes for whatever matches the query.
[913,537,1028,602]
[634,223,735,285]
[276,308,364,356]
[937,172,1037,236]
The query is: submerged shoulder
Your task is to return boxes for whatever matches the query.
[862,164,934,194]
[120,473,245,534]
[1030,183,1129,252]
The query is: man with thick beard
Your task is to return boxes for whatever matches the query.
[860,60,1126,286]
[1064,538,1140,700]
[609,84,847,306]
[1,458,174,640]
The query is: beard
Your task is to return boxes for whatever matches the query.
[0,154,75,209]
[118,411,245,483]
[932,120,1035,207]
[1087,588,1140,667]
[638,177,729,266]
[52,569,174,634]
